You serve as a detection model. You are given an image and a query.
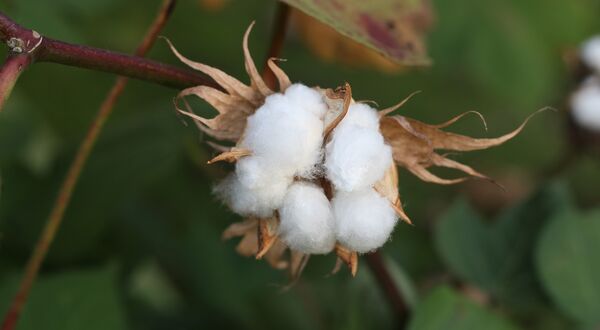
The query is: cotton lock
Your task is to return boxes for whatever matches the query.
[278,182,336,254]
[571,77,600,131]
[332,189,398,253]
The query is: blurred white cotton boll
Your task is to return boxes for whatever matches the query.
[332,189,398,253]
[278,182,336,254]
[581,36,600,73]
[340,103,381,130]
[571,77,600,131]
[214,173,291,218]
[242,91,325,177]
[325,124,393,191]
[284,83,328,119]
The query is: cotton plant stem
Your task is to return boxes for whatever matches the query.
[0,10,217,93]
[0,1,177,329]
[365,251,409,328]
[262,1,291,89]
[0,54,30,111]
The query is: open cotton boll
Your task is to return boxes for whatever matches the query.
[242,92,325,177]
[214,173,291,218]
[325,124,393,191]
[235,156,291,189]
[278,182,336,254]
[338,103,381,131]
[581,36,600,73]
[332,189,398,253]
[571,77,600,131]
[284,83,328,119]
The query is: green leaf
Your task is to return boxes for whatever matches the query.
[434,184,571,310]
[280,0,432,63]
[408,286,519,330]
[536,209,600,326]
[0,264,126,330]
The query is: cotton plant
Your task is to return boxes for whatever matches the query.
[168,23,537,278]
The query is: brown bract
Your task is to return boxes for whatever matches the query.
[167,22,290,142]
[222,217,309,280]
[380,108,546,185]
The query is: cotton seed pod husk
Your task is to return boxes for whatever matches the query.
[168,23,291,144]
[379,108,546,185]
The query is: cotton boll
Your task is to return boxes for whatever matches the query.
[284,83,327,119]
[214,173,291,218]
[242,92,324,177]
[571,77,600,131]
[278,182,336,254]
[581,36,600,73]
[332,189,398,253]
[235,156,286,189]
[339,103,381,130]
[325,124,393,191]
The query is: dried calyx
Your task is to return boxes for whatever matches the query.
[170,23,540,279]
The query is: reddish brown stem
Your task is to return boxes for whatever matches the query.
[0,54,30,111]
[365,252,409,327]
[262,2,291,89]
[0,10,217,92]
[0,1,177,329]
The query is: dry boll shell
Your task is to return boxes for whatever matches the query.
[167,22,291,142]
[380,108,546,185]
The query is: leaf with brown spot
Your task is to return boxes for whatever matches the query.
[380,109,546,185]
[291,9,405,73]
[282,0,434,64]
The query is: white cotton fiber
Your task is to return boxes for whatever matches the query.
[278,182,336,254]
[340,103,381,131]
[214,173,291,218]
[332,189,398,253]
[581,36,600,73]
[571,76,600,131]
[325,124,393,191]
[284,83,328,119]
[236,156,280,189]
[241,88,325,178]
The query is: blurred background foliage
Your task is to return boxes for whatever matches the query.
[0,0,599,329]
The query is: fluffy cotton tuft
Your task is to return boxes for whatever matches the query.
[214,173,291,218]
[332,189,398,253]
[241,88,325,178]
[571,77,600,131]
[340,103,381,130]
[581,36,600,73]
[325,124,393,191]
[278,182,336,254]
[284,83,328,119]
